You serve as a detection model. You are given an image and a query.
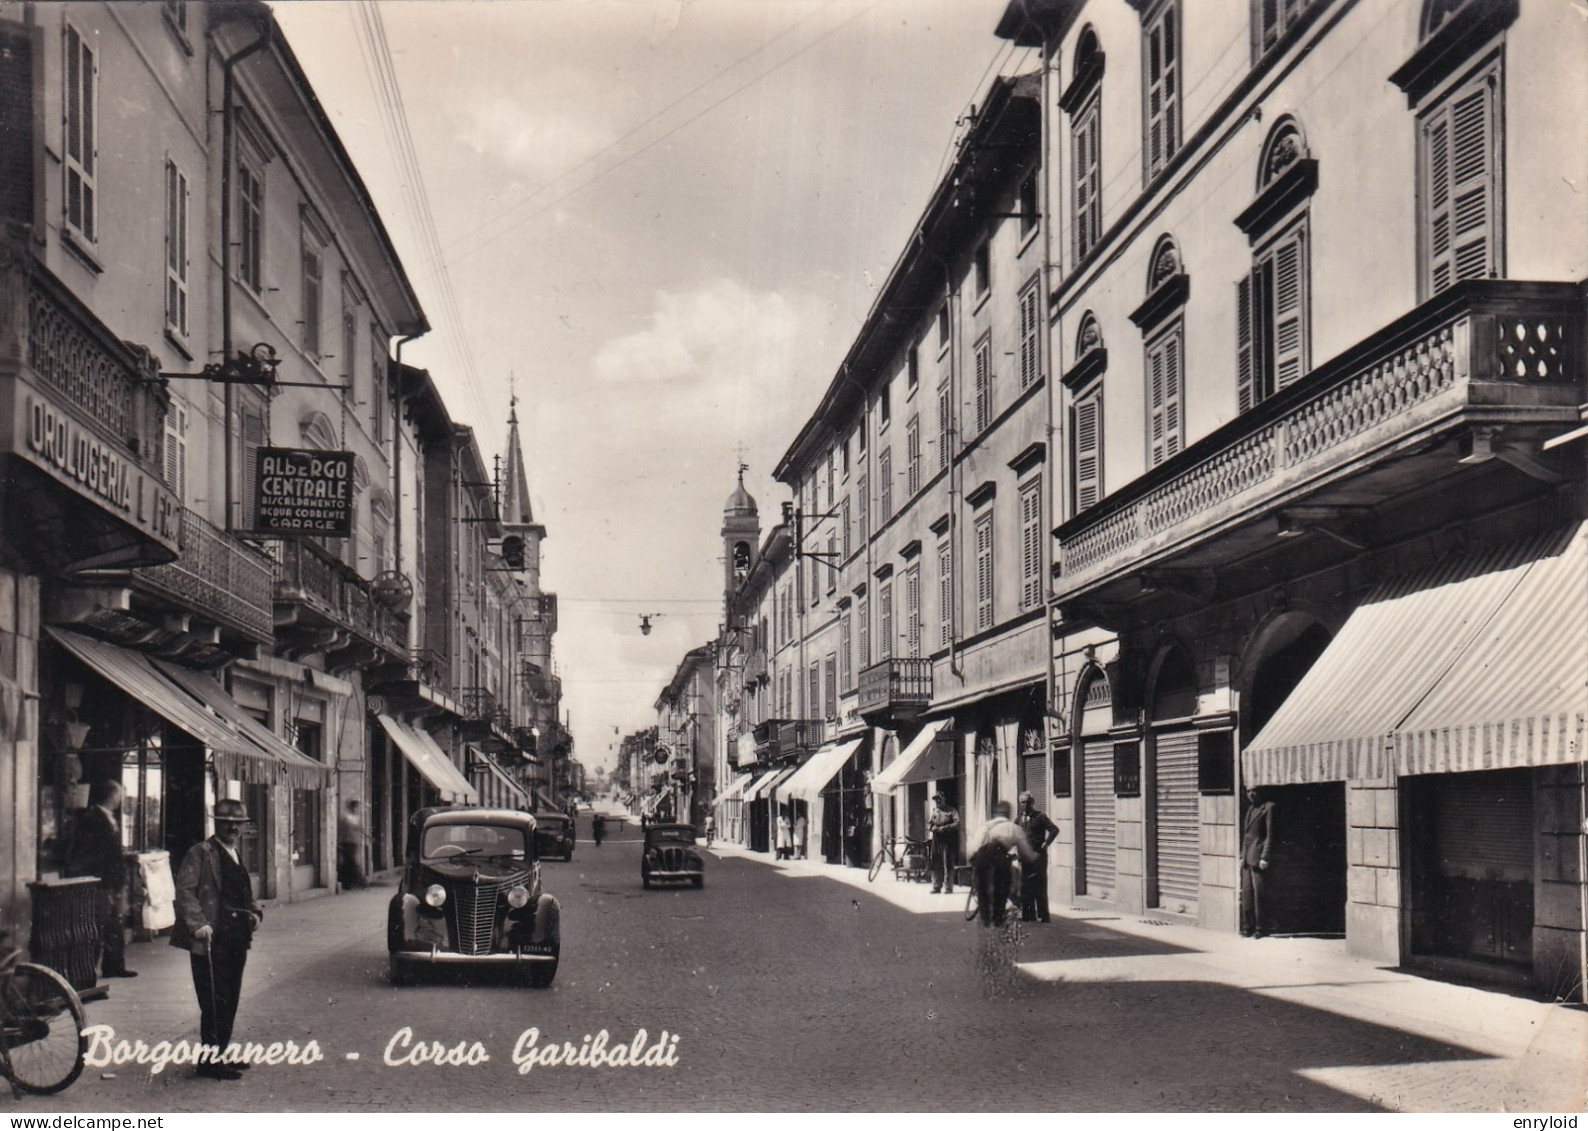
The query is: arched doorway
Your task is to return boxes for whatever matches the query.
[1148,647,1199,914]
[1076,669,1115,899]
[1244,617,1345,935]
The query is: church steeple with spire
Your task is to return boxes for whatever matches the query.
[500,390,546,577]
[722,462,759,608]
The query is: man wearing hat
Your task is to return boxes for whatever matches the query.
[927,792,960,894]
[1015,791,1059,922]
[171,798,263,1080]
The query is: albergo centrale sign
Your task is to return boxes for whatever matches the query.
[251,447,354,536]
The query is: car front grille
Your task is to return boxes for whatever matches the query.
[447,881,504,955]
[657,847,688,871]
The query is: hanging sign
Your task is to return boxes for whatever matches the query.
[251,447,353,536]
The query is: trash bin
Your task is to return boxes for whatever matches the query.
[27,877,101,992]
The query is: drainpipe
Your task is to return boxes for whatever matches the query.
[391,332,422,584]
[218,10,272,534]
[1038,38,1063,768]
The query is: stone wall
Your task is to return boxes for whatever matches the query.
[1346,773,1401,963]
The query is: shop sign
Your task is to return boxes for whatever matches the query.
[251,447,353,536]
[2,388,180,552]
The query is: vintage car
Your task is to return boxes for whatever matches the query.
[640,823,704,889]
[531,811,576,861]
[388,807,560,987]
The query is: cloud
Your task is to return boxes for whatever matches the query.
[459,95,620,184]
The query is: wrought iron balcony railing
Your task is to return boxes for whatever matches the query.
[857,657,933,723]
[136,508,275,643]
[274,538,409,662]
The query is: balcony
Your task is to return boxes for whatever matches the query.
[0,234,179,572]
[751,718,823,760]
[519,592,558,635]
[135,508,276,645]
[857,657,933,725]
[460,685,513,748]
[274,539,410,667]
[742,647,767,688]
[1055,282,1585,626]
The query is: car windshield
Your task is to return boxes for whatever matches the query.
[647,827,696,847]
[421,823,527,859]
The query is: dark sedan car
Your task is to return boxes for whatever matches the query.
[641,823,704,889]
[387,807,560,987]
[532,812,575,861]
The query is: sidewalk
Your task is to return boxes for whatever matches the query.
[76,883,394,1046]
[709,839,1588,1112]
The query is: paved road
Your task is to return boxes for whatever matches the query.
[11,818,1585,1112]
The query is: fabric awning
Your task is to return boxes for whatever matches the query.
[1243,525,1587,785]
[781,739,864,801]
[473,750,530,807]
[49,629,283,786]
[532,789,563,813]
[743,767,791,802]
[377,714,478,804]
[152,659,330,789]
[716,773,754,804]
[872,718,954,792]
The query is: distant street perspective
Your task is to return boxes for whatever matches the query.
[10,811,1586,1113]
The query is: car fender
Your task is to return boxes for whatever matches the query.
[530,893,560,947]
[396,892,449,949]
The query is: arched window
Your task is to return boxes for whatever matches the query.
[1130,236,1189,466]
[1061,27,1105,264]
[1065,311,1107,514]
[1235,118,1316,411]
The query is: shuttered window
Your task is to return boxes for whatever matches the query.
[841,496,851,559]
[1019,479,1042,610]
[906,416,921,497]
[239,399,268,530]
[904,563,921,657]
[824,655,837,719]
[1421,68,1498,297]
[839,613,852,689]
[937,538,953,648]
[974,335,993,435]
[165,161,189,338]
[1144,1,1180,180]
[64,24,97,245]
[1071,387,1103,513]
[857,473,869,542]
[878,581,894,661]
[857,593,870,670]
[1237,223,1310,412]
[163,401,188,500]
[1146,323,1183,467]
[937,383,953,470]
[878,448,892,524]
[1073,93,1102,261]
[1018,280,1041,390]
[974,510,994,632]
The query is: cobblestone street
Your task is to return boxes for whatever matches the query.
[11,820,1585,1113]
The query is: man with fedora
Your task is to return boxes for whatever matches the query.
[1015,791,1059,922]
[171,798,263,1080]
[927,791,960,894]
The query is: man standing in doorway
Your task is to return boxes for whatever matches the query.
[927,792,960,894]
[171,799,263,1080]
[66,780,136,979]
[337,799,367,890]
[1241,786,1275,938]
[1015,791,1059,922]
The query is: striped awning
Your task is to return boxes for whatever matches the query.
[872,718,954,792]
[781,739,864,801]
[1243,525,1588,786]
[716,773,754,804]
[377,715,478,804]
[744,767,793,802]
[153,659,331,789]
[473,750,530,807]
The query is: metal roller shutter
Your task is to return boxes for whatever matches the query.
[1082,738,1115,894]
[1154,730,1200,907]
[1021,753,1049,805]
[1434,769,1532,881]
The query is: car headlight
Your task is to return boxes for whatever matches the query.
[506,885,530,909]
[424,883,447,908]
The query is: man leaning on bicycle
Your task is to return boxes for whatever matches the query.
[969,801,1040,927]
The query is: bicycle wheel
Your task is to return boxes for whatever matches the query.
[867,848,887,883]
[964,887,980,921]
[1,963,86,1094]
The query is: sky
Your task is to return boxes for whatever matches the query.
[270,0,1032,772]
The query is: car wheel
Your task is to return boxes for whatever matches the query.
[525,952,559,989]
[388,953,413,986]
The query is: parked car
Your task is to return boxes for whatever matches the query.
[641,823,704,890]
[388,807,560,987]
[532,812,576,861]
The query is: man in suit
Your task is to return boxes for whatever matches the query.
[1241,786,1276,937]
[1015,791,1060,922]
[927,792,960,894]
[65,780,135,979]
[170,798,263,1080]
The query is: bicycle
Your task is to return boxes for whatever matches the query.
[0,930,87,1095]
[964,854,1024,924]
[867,836,931,883]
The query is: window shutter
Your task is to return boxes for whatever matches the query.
[163,402,188,499]
[1072,393,1103,512]
[1148,331,1181,467]
[1270,231,1306,390]
[938,540,953,648]
[1021,481,1042,609]
[879,583,893,661]
[1236,274,1256,414]
[975,340,991,433]
[1425,79,1494,295]
[1019,284,1040,389]
[975,512,994,631]
[905,564,921,656]
[240,400,267,529]
[937,385,952,470]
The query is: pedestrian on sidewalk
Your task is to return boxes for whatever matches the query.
[1241,786,1276,938]
[1015,791,1059,922]
[969,801,1039,928]
[65,780,137,979]
[337,799,367,890]
[171,798,263,1080]
[776,808,793,860]
[793,808,808,859]
[592,812,607,846]
[703,813,715,846]
[927,792,960,894]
